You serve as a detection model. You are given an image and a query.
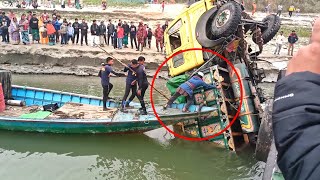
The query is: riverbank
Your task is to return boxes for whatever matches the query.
[0,4,316,82]
[0,36,310,82]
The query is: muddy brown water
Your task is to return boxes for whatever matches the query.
[0,74,271,180]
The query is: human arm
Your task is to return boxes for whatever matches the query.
[111,70,121,76]
[124,65,130,72]
[201,81,216,90]
[273,42,320,180]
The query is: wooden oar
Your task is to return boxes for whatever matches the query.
[95,44,170,101]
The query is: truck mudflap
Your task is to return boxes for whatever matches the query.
[228,63,259,133]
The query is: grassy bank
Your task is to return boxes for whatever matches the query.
[280,25,312,37]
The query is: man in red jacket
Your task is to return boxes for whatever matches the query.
[136,22,146,52]
[154,23,164,52]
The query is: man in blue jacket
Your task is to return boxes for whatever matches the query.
[98,57,121,111]
[121,59,139,110]
[288,30,298,56]
[163,72,216,112]
[273,18,320,180]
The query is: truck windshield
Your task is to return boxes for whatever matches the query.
[168,19,182,51]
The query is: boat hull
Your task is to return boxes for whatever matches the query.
[0,117,176,134]
[0,85,216,134]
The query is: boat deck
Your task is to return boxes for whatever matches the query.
[1,102,195,122]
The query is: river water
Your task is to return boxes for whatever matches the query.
[0,74,267,180]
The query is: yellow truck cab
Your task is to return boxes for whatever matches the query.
[164,0,216,77]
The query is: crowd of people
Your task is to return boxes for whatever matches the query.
[0,9,169,52]
[251,2,300,18]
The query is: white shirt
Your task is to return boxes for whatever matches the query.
[278,5,283,11]
[276,34,285,45]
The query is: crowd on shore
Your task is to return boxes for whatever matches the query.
[0,9,169,52]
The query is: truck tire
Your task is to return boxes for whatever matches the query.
[195,7,226,47]
[210,1,242,39]
[253,14,281,44]
[255,99,274,162]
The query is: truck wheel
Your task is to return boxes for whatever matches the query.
[210,1,242,39]
[253,14,281,44]
[195,7,226,47]
[255,99,274,162]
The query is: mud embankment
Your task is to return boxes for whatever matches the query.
[0,44,168,78]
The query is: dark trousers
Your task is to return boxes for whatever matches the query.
[137,42,143,52]
[276,10,282,16]
[81,33,88,45]
[1,31,9,42]
[167,92,194,111]
[61,33,68,44]
[102,83,113,109]
[67,35,73,43]
[113,37,117,49]
[102,34,107,44]
[130,35,137,49]
[73,32,79,44]
[143,38,147,47]
[137,83,148,110]
[147,38,151,48]
[55,30,59,42]
[122,83,137,102]
[289,11,293,17]
[107,33,113,45]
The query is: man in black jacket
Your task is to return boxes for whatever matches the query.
[29,13,40,43]
[72,18,80,44]
[122,21,130,48]
[273,18,320,180]
[1,12,10,43]
[99,20,107,46]
[80,19,88,46]
[90,20,100,47]
[130,21,137,49]
[136,56,149,115]
[107,19,115,46]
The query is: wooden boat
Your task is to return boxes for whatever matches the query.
[0,85,216,134]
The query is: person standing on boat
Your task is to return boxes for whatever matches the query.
[163,72,216,112]
[121,59,139,111]
[98,57,121,111]
[136,56,149,115]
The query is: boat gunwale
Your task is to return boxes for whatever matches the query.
[12,85,104,100]
[0,108,215,124]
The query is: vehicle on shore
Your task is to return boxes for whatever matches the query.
[164,0,280,152]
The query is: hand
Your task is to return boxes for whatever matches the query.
[131,81,136,85]
[286,42,320,76]
[137,90,141,96]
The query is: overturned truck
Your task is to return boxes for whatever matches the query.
[164,0,280,151]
